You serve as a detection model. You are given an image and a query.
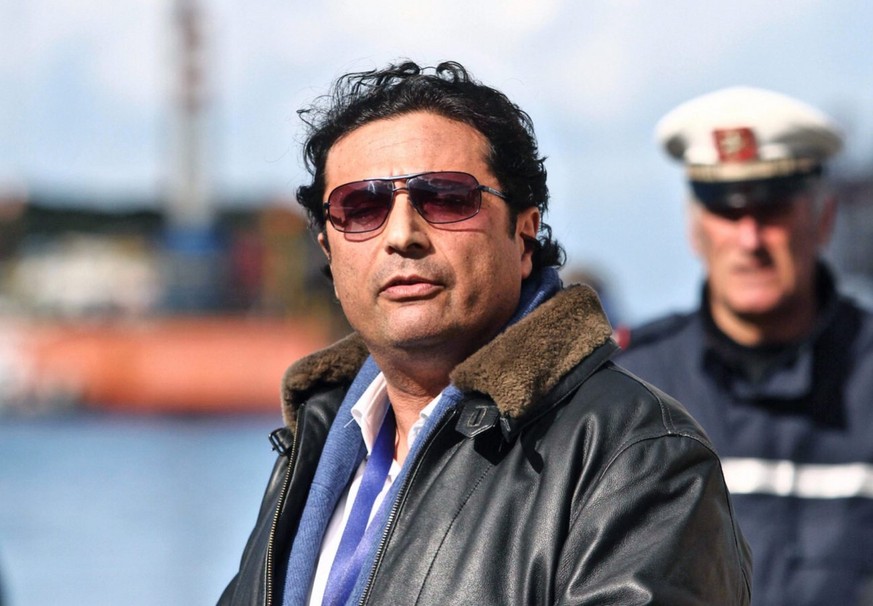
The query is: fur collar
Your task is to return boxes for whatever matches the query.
[281,284,614,431]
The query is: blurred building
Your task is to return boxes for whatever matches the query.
[0,190,338,319]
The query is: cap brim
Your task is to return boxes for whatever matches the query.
[690,171,819,211]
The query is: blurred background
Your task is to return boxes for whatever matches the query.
[0,0,871,604]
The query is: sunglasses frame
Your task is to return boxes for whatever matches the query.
[322,170,507,234]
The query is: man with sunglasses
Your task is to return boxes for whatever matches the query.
[220,61,750,606]
[617,87,873,606]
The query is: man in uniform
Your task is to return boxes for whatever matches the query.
[219,62,751,605]
[617,86,873,606]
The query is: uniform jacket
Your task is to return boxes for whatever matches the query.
[617,267,873,606]
[220,284,752,605]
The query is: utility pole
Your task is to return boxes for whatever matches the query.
[163,0,221,311]
[169,0,211,230]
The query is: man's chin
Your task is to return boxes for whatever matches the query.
[369,321,452,351]
[728,297,788,321]
[722,280,785,313]
[370,322,485,357]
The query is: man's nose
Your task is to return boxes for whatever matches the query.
[735,214,764,249]
[382,192,429,252]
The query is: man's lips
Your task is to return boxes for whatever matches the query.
[733,264,769,275]
[730,260,775,275]
[379,276,442,299]
[726,262,780,288]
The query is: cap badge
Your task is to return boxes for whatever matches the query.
[713,127,759,163]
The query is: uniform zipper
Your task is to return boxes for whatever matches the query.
[357,410,458,605]
[264,424,300,606]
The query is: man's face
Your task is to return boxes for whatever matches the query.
[319,111,539,360]
[690,190,834,324]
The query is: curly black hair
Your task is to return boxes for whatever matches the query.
[296,60,564,272]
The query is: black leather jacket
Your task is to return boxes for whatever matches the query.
[220,285,752,605]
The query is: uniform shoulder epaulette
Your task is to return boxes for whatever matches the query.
[620,312,694,350]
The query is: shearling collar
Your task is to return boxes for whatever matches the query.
[281,284,614,431]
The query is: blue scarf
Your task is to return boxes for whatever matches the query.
[283,267,562,605]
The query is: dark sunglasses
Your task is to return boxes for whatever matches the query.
[323,171,507,234]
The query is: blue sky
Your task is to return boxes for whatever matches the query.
[1,0,872,322]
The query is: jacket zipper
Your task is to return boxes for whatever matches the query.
[357,410,458,605]
[264,424,300,606]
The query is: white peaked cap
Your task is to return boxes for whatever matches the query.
[656,86,844,182]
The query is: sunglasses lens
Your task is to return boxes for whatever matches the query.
[410,172,481,224]
[326,172,487,233]
[328,181,392,232]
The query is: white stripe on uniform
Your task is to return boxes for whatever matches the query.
[721,458,873,499]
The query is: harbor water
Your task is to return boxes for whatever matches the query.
[0,410,283,605]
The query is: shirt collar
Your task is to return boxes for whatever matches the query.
[350,373,389,455]
[350,372,442,455]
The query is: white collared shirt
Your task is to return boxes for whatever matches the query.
[307,372,441,605]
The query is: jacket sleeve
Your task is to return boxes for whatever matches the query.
[555,434,752,605]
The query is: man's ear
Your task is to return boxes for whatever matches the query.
[317,231,337,292]
[687,201,705,258]
[516,207,540,278]
[317,231,331,263]
[517,207,540,245]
